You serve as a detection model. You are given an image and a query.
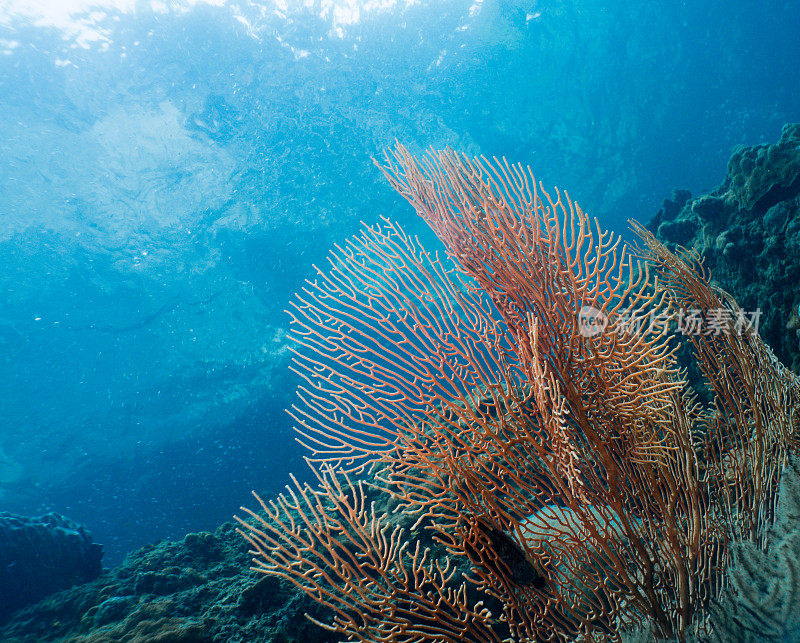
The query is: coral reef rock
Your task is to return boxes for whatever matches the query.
[649,123,800,372]
[0,513,103,622]
[0,521,335,642]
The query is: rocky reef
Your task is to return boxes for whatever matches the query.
[0,513,102,623]
[649,123,800,372]
[0,519,333,642]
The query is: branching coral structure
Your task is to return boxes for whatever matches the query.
[237,147,800,641]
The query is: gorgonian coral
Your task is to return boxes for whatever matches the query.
[237,147,800,641]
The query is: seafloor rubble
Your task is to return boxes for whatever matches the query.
[3,125,800,641]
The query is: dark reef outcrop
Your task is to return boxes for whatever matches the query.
[0,520,333,642]
[724,123,800,212]
[0,513,103,623]
[649,123,800,372]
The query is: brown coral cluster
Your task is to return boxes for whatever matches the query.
[237,146,800,641]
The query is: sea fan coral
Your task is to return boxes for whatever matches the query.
[707,453,800,642]
[237,146,800,641]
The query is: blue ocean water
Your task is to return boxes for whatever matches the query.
[0,0,798,566]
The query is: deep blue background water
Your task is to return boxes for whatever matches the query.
[1,0,798,564]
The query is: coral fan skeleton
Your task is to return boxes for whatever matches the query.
[236,146,800,641]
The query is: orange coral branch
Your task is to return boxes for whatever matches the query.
[236,467,505,643]
[239,146,800,642]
